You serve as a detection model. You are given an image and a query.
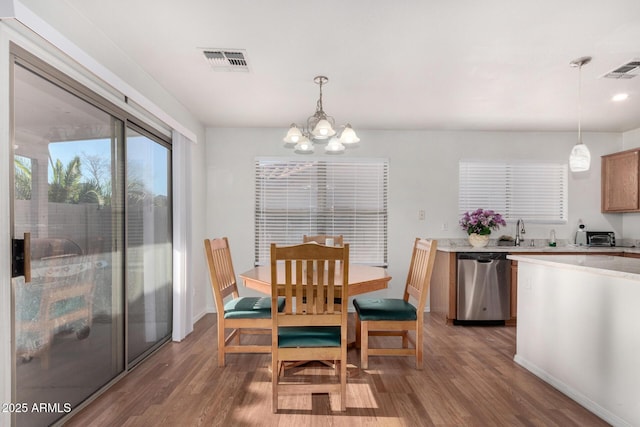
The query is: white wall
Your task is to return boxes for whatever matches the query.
[621,127,640,240]
[205,127,622,307]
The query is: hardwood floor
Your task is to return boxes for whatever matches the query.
[65,313,609,426]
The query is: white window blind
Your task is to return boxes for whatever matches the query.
[255,158,388,266]
[459,160,568,223]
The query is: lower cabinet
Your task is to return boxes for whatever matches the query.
[431,250,624,326]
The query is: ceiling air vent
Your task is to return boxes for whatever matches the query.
[202,49,250,72]
[602,59,640,79]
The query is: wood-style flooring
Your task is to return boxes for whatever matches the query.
[64,313,609,426]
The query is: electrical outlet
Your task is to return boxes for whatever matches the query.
[418,210,425,221]
[442,223,448,231]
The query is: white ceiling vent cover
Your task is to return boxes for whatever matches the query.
[602,59,640,79]
[202,49,250,72]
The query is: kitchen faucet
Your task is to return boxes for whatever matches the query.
[515,219,526,246]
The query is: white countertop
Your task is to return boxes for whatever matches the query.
[436,240,640,254]
[506,254,640,280]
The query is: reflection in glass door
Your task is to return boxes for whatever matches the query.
[126,128,172,364]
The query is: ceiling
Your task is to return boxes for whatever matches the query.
[63,0,640,133]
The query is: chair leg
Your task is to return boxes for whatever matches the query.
[217,320,225,367]
[340,347,347,411]
[416,319,423,370]
[361,320,369,369]
[272,357,279,413]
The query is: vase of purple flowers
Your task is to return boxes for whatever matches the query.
[459,208,507,247]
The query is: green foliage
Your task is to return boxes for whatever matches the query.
[14,156,32,200]
[49,156,82,203]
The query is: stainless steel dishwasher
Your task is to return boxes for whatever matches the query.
[456,252,511,322]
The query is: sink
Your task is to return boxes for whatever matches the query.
[497,240,515,246]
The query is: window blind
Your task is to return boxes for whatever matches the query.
[459,160,568,223]
[255,158,388,266]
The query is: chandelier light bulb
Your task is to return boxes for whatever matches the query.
[294,136,314,154]
[325,137,345,153]
[312,119,336,139]
[283,124,303,144]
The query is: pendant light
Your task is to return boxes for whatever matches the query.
[283,76,360,154]
[569,56,592,172]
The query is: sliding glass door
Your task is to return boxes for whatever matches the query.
[10,51,172,426]
[126,128,172,364]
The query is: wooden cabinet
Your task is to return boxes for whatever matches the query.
[602,148,640,212]
[430,251,457,323]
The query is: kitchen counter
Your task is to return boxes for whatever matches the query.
[512,254,640,426]
[507,253,640,280]
[429,241,640,327]
[436,240,640,254]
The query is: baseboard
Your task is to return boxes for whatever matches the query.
[513,354,631,427]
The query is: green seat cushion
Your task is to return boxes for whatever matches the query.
[223,296,285,319]
[278,326,341,348]
[353,298,417,321]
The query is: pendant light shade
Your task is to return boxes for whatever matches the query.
[294,135,314,154]
[569,142,591,172]
[569,56,592,172]
[311,119,336,139]
[283,124,303,144]
[283,76,359,154]
[338,124,360,144]
[325,137,346,153]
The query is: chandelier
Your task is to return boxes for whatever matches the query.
[283,75,360,154]
[568,56,592,172]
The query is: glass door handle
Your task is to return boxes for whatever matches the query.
[24,232,31,283]
[11,232,31,282]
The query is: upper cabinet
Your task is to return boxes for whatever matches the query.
[602,148,640,212]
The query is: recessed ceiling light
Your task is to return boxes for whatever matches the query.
[612,93,629,102]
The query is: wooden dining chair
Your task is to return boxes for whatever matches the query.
[303,234,344,246]
[353,238,437,369]
[204,237,285,367]
[270,242,350,413]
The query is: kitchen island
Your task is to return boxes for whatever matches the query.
[508,254,640,427]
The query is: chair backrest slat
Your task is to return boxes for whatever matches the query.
[404,238,438,312]
[204,237,240,312]
[271,243,349,320]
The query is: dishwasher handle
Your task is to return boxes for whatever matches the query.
[457,252,508,262]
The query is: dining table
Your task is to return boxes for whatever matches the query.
[238,263,391,297]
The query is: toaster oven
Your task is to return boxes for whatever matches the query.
[586,231,616,247]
